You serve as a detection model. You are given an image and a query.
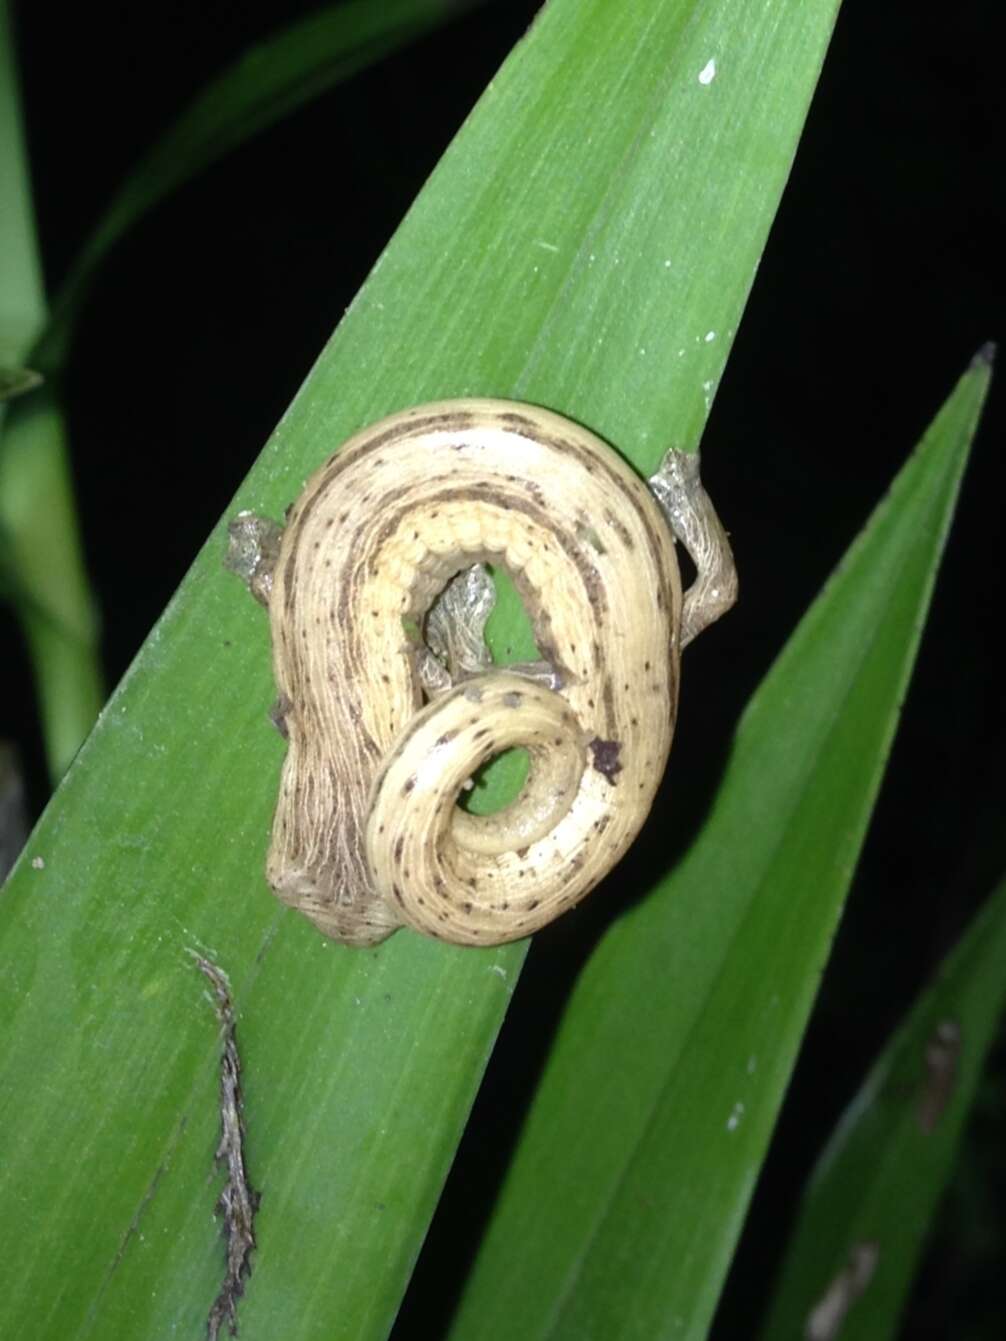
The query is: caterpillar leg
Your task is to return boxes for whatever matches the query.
[648,450,738,648]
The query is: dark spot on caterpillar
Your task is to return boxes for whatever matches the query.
[589,737,623,785]
[503,691,522,708]
[394,837,404,862]
[463,901,473,914]
[402,777,416,794]
[464,686,484,703]
[527,899,540,910]
[435,730,458,746]
[516,847,529,859]
[392,885,405,905]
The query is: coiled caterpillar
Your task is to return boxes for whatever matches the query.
[228,399,736,946]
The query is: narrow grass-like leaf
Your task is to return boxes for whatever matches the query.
[447,355,991,1341]
[0,0,45,361]
[1,1,842,1338]
[1,1,102,776]
[35,0,489,372]
[0,388,104,776]
[759,872,1006,1341]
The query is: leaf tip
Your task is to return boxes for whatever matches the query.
[970,340,997,371]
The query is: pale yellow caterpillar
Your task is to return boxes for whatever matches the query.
[229,398,736,946]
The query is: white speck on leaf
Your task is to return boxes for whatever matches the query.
[489,964,508,980]
[31,855,45,870]
[747,1054,758,1074]
[705,330,716,343]
[726,1101,746,1132]
[698,58,717,85]
[535,239,559,253]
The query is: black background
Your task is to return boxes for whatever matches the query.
[6,1,1004,1337]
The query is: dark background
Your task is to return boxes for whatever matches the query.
[6,1,1004,1337]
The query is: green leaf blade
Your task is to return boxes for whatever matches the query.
[300,0,843,474]
[759,869,1006,1341]
[446,355,991,1341]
